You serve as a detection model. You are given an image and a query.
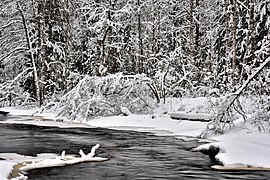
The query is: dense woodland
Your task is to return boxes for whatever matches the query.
[0,0,269,129]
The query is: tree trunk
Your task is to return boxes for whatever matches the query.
[232,0,237,72]
[189,0,194,52]
[18,5,41,106]
[224,0,229,58]
[194,0,200,66]
[246,0,255,64]
[137,0,143,74]
[195,0,200,51]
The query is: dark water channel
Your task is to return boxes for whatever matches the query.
[1,115,270,180]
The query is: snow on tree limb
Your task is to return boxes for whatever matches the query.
[235,57,270,96]
[0,47,28,62]
[0,19,22,30]
[49,73,157,121]
[9,68,33,86]
[217,56,270,125]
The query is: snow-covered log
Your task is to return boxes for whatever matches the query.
[0,144,108,179]
[120,106,132,116]
[17,144,108,172]
[170,112,212,122]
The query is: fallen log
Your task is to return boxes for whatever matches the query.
[170,112,212,122]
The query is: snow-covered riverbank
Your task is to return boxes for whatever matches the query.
[1,97,270,179]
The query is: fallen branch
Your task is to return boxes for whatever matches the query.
[1,144,108,179]
[218,57,270,123]
[18,144,108,172]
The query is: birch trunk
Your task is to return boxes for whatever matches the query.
[232,0,237,72]
[18,5,41,106]
[246,0,255,64]
[189,0,194,52]
[137,0,143,74]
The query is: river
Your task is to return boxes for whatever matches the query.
[0,115,270,180]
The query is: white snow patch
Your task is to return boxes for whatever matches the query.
[0,107,38,116]
[2,96,270,170]
[195,130,270,168]
[0,161,17,180]
[0,107,208,137]
[0,144,107,179]
[85,114,208,137]
[0,118,93,129]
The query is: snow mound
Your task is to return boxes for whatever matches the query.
[0,161,17,180]
[195,131,270,169]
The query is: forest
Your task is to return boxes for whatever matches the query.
[0,0,269,132]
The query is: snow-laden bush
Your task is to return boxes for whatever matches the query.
[49,73,158,121]
[245,67,270,132]
[0,74,37,108]
[250,95,270,133]
[204,94,246,134]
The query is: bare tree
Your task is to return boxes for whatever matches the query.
[232,0,237,73]
[18,4,41,106]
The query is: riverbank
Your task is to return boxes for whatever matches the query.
[1,97,270,179]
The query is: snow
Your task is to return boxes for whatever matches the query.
[120,106,133,116]
[0,118,93,129]
[0,107,39,116]
[1,96,270,177]
[195,129,270,169]
[84,115,208,137]
[0,107,93,128]
[169,112,212,121]
[0,144,107,179]
[0,161,17,180]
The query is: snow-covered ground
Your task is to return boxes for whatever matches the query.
[195,128,270,170]
[0,161,17,180]
[1,97,270,179]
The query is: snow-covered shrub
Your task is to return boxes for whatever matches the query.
[242,65,270,132]
[0,75,37,108]
[49,73,158,121]
[153,97,211,118]
[0,82,14,107]
[250,95,270,133]
[204,93,246,135]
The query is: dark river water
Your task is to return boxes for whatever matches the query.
[1,115,270,180]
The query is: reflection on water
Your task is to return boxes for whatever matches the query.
[0,116,270,180]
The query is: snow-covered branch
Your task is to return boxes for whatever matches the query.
[0,47,28,62]
[0,19,22,30]
[19,144,107,172]
[213,57,270,130]
[49,73,157,121]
